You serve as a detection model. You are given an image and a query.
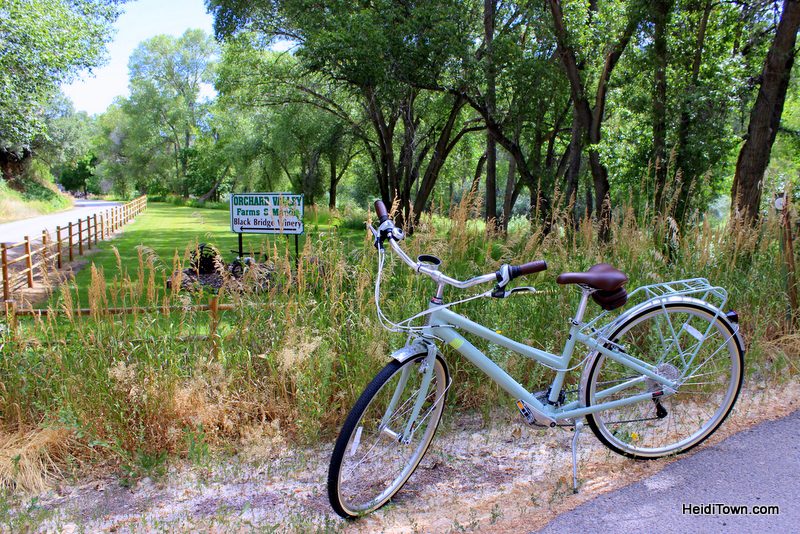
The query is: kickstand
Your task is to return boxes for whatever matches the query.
[571,418,584,493]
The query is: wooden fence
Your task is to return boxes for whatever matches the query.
[3,297,231,356]
[1,196,147,302]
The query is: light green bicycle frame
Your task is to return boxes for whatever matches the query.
[394,291,681,436]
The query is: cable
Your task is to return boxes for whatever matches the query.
[374,248,491,334]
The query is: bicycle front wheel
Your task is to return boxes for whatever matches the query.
[584,302,743,459]
[328,352,449,519]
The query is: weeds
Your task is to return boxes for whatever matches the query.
[0,198,796,492]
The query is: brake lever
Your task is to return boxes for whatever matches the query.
[368,224,383,249]
[491,286,538,299]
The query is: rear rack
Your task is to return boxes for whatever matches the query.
[581,278,729,336]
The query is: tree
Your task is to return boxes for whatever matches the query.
[731,0,800,223]
[59,154,98,196]
[651,0,672,213]
[0,0,124,181]
[547,0,645,239]
[124,29,218,196]
[216,42,362,205]
[484,0,498,229]
[455,1,572,231]
[209,0,482,228]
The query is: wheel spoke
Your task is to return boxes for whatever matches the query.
[329,354,448,517]
[586,305,742,458]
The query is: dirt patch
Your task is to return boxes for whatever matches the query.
[7,244,112,310]
[5,379,799,533]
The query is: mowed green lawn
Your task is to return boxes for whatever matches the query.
[52,202,363,307]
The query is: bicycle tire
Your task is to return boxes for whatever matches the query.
[584,301,744,459]
[328,352,449,519]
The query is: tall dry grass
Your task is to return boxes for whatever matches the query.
[0,197,796,491]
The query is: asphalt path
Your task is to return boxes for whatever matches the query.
[536,410,799,533]
[0,199,120,247]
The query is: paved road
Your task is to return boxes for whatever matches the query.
[536,410,799,533]
[0,199,119,246]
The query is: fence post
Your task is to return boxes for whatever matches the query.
[94,214,99,244]
[41,230,49,272]
[68,222,74,262]
[782,204,798,326]
[100,213,105,240]
[56,226,62,269]
[87,217,92,250]
[1,243,9,301]
[24,236,33,287]
[78,219,83,256]
[210,296,219,358]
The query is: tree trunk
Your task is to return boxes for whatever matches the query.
[500,152,519,233]
[652,0,671,213]
[199,165,230,203]
[329,156,337,209]
[585,181,594,219]
[469,152,487,199]
[182,129,192,198]
[365,87,396,210]
[412,95,467,225]
[563,113,583,223]
[589,149,611,240]
[731,0,800,223]
[547,0,640,240]
[0,147,31,183]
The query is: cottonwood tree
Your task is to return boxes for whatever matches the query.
[0,0,125,181]
[124,29,218,196]
[732,0,800,222]
[456,1,572,232]
[546,0,646,239]
[209,0,483,228]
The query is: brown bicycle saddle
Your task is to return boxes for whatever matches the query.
[556,263,628,292]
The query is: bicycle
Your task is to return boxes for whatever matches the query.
[327,200,745,519]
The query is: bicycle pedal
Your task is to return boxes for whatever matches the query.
[516,399,538,426]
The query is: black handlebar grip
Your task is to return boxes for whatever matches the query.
[375,200,389,224]
[510,260,547,279]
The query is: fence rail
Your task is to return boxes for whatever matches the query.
[1,196,147,301]
[3,296,229,356]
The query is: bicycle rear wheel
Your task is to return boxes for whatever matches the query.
[584,302,743,459]
[328,352,449,519]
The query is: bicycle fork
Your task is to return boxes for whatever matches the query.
[379,343,439,444]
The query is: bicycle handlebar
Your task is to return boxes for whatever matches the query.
[510,260,548,278]
[374,199,389,224]
[373,198,546,290]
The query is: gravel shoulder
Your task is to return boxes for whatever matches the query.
[4,379,798,533]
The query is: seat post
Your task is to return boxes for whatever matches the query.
[572,287,592,325]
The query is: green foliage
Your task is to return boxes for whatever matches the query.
[1,202,794,487]
[0,0,123,146]
[767,62,800,194]
[59,154,98,194]
[0,161,72,222]
[93,30,219,198]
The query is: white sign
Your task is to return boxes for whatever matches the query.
[230,193,304,235]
